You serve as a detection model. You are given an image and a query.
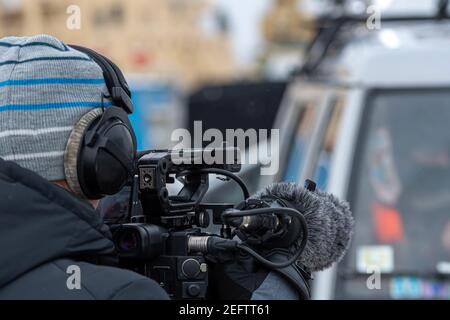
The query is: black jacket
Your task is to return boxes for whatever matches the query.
[0,159,169,300]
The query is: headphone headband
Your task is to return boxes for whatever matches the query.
[69,45,134,114]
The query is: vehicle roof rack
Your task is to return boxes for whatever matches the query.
[295,0,450,77]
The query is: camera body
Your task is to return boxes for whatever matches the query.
[113,224,209,299]
[108,148,240,299]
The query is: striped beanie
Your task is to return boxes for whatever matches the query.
[0,34,111,181]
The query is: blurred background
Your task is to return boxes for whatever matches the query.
[2,0,450,300]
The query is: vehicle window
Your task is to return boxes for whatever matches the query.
[283,103,319,182]
[312,97,345,190]
[339,89,450,298]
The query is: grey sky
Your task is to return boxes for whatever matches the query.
[212,0,272,67]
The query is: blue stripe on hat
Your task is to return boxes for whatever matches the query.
[0,101,113,112]
[0,78,105,87]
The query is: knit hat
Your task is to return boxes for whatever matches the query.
[0,35,111,181]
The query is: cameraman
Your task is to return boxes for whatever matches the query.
[0,35,300,300]
[0,35,169,300]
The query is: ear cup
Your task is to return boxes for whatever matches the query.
[64,108,104,198]
[65,106,136,200]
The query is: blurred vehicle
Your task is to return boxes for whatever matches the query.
[208,3,450,300]
[280,18,450,300]
[127,75,184,150]
[187,81,287,149]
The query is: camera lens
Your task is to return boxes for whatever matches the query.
[117,231,139,252]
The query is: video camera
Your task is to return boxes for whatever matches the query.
[106,148,244,299]
[106,148,309,300]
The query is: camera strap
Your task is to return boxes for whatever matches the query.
[264,250,312,300]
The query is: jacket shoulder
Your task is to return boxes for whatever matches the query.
[0,259,169,300]
[56,259,170,300]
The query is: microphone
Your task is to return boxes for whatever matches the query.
[234,181,354,272]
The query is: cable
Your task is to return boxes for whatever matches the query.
[237,243,302,270]
[222,207,308,269]
[176,168,250,200]
[199,168,250,199]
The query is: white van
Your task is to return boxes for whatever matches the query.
[209,19,450,300]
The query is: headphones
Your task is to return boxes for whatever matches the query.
[64,45,137,200]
